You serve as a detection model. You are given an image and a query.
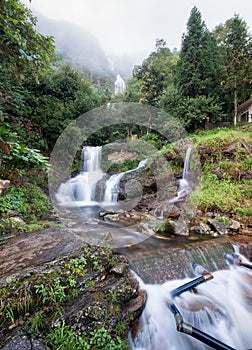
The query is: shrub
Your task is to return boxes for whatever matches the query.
[0,183,51,222]
[199,168,244,213]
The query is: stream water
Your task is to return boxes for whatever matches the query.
[130,249,252,350]
[54,146,252,349]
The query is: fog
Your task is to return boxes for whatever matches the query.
[22,0,252,79]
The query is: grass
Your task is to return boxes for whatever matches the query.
[158,125,252,217]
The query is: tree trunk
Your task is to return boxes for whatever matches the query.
[234,74,238,126]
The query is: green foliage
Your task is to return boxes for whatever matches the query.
[35,278,68,305]
[0,183,50,221]
[131,38,178,105]
[46,324,127,350]
[108,159,140,174]
[30,312,47,333]
[140,132,166,150]
[214,14,252,123]
[199,166,244,212]
[156,220,169,233]
[0,142,49,179]
[0,0,54,78]
[21,61,101,150]
[64,256,87,283]
[0,287,33,328]
[176,7,222,99]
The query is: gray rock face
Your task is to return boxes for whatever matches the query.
[207,219,228,235]
[0,229,144,348]
[0,331,50,350]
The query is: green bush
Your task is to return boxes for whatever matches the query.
[46,325,128,350]
[108,159,140,174]
[0,183,51,222]
[199,168,244,213]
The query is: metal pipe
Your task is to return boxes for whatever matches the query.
[168,302,236,350]
[170,272,213,298]
[224,253,252,270]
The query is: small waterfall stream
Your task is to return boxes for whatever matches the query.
[130,249,252,350]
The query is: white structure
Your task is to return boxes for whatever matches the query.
[114,74,126,94]
[238,95,252,123]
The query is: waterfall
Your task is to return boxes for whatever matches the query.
[103,158,147,203]
[182,146,192,180]
[56,146,104,206]
[104,173,125,203]
[130,250,252,350]
[114,73,126,94]
[56,146,146,207]
[82,146,102,173]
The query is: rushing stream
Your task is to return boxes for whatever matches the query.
[53,146,252,349]
[130,249,252,350]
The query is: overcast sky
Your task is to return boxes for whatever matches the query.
[23,0,252,62]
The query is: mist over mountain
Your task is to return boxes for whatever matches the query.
[35,14,136,82]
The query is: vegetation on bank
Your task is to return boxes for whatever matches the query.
[168,125,251,217]
[0,244,132,349]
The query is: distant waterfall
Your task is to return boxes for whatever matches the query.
[114,74,126,94]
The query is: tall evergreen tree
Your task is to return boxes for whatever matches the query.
[214,15,252,125]
[176,6,222,99]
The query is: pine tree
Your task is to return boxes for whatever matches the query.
[176,7,222,99]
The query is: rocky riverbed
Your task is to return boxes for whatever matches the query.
[0,219,252,349]
[0,228,146,349]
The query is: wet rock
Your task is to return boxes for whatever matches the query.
[0,330,49,350]
[228,219,241,233]
[6,209,19,216]
[103,213,120,222]
[173,221,189,236]
[137,215,159,236]
[207,219,227,235]
[165,220,189,236]
[127,289,147,313]
[190,222,212,235]
[110,262,129,275]
[11,216,26,225]
[0,230,141,346]
[223,142,237,155]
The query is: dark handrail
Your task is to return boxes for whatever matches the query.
[168,264,237,350]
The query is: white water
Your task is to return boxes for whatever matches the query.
[154,147,193,217]
[115,73,126,94]
[130,254,252,350]
[182,146,192,180]
[56,146,147,207]
[56,146,104,206]
[104,159,147,202]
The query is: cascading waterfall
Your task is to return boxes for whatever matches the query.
[182,146,192,180]
[56,146,146,207]
[130,250,252,350]
[104,158,147,203]
[154,147,193,218]
[56,146,104,206]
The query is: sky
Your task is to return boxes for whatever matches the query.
[22,0,252,63]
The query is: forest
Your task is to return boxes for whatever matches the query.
[1,2,252,349]
[0,1,252,234]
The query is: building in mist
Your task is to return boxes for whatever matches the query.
[114,74,126,94]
